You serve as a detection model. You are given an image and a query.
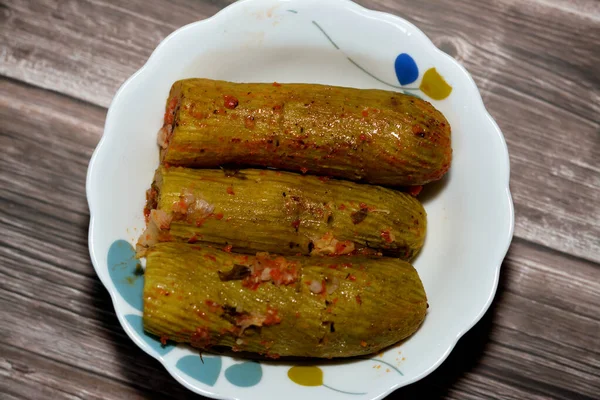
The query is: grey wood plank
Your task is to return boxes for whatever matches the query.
[0,343,181,400]
[1,0,598,262]
[0,0,233,106]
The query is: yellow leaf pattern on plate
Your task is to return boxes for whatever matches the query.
[287,366,323,386]
[419,68,453,100]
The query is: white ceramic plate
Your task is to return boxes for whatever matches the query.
[87,0,514,398]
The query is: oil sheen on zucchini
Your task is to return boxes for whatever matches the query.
[158,78,451,186]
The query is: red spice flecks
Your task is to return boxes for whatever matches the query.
[332,297,339,304]
[164,96,178,125]
[412,125,424,137]
[321,279,327,298]
[335,241,349,254]
[160,335,169,346]
[272,82,282,87]
[204,254,217,262]
[243,281,261,291]
[266,352,280,360]
[223,95,239,109]
[300,167,308,174]
[235,255,249,263]
[361,109,369,117]
[380,228,395,243]
[291,219,301,230]
[407,185,423,197]
[295,311,300,318]
[263,305,282,326]
[190,326,212,347]
[318,176,330,183]
[359,134,367,141]
[197,310,207,319]
[347,274,357,281]
[213,213,224,220]
[338,204,346,211]
[243,254,300,289]
[245,116,255,129]
[356,294,362,305]
[223,244,233,253]
[273,104,282,111]
[226,186,235,195]
[174,198,188,214]
[189,109,206,119]
[328,264,338,270]
[231,138,242,143]
[143,207,151,222]
[360,340,367,347]
[205,300,222,313]
[188,234,199,244]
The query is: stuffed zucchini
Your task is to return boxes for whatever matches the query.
[143,243,428,358]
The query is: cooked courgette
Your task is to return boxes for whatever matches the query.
[137,166,426,260]
[158,79,451,186]
[143,243,427,358]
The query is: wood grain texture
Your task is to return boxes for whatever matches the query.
[1,0,599,399]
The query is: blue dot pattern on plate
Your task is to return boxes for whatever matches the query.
[177,355,223,386]
[225,362,263,387]
[394,53,419,85]
[107,240,143,311]
[124,314,174,356]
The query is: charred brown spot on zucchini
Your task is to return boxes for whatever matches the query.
[218,264,251,281]
[350,207,369,224]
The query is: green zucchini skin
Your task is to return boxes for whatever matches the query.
[143,243,427,358]
[139,166,426,260]
[160,79,451,186]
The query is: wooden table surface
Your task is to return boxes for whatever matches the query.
[1,0,599,399]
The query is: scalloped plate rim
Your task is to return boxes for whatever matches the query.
[86,0,515,398]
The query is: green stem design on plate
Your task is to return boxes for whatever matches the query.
[311,20,419,93]
[323,384,368,395]
[311,20,339,49]
[345,57,418,91]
